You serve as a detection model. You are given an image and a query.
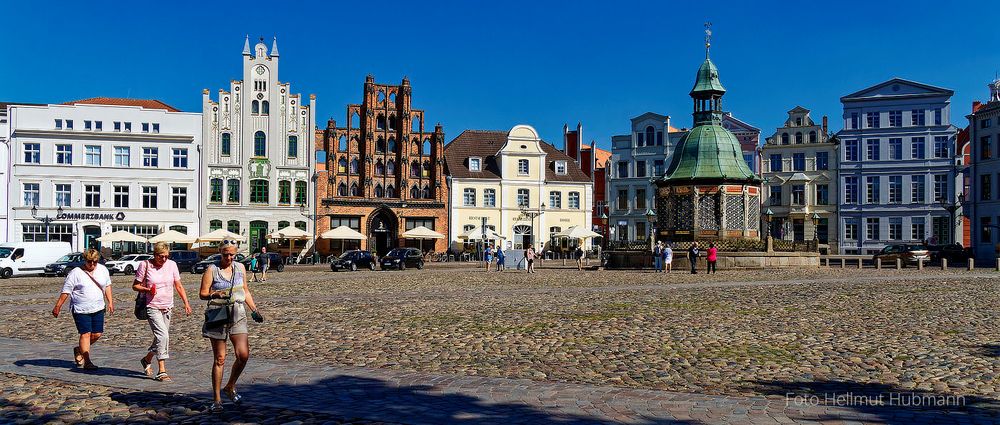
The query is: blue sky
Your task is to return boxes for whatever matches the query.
[4,0,997,150]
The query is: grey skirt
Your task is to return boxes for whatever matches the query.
[202,302,248,340]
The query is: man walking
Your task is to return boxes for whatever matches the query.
[258,247,270,282]
[575,246,585,270]
[653,242,663,272]
[688,242,700,274]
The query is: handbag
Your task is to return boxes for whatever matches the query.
[134,261,151,320]
[204,265,235,328]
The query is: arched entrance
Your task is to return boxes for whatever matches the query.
[368,208,397,257]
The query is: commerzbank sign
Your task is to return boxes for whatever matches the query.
[57,212,127,221]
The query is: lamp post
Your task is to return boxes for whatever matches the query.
[811,212,821,251]
[600,212,608,250]
[300,204,319,263]
[764,208,774,240]
[938,194,962,245]
[31,205,64,241]
[518,202,545,250]
[645,208,657,251]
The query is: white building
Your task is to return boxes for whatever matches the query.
[202,36,316,255]
[4,98,202,251]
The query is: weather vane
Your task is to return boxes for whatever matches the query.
[704,22,712,58]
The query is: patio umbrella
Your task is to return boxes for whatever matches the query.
[196,229,246,243]
[555,226,602,239]
[268,225,311,240]
[149,229,197,244]
[320,225,366,256]
[458,226,505,240]
[96,230,148,243]
[401,226,445,252]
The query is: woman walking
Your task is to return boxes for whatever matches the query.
[483,245,493,272]
[51,249,113,370]
[200,241,264,413]
[706,243,718,274]
[526,246,536,273]
[134,242,192,381]
[495,245,506,271]
[663,243,673,273]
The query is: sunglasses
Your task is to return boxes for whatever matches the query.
[221,240,239,245]
[85,260,99,264]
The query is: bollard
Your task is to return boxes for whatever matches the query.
[586,257,590,266]
[896,258,902,270]
[841,258,846,268]
[563,258,567,266]
[968,258,975,271]
[858,258,863,269]
[876,258,881,270]
[918,258,923,270]
[996,258,999,271]
[942,258,948,270]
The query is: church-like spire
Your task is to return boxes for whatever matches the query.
[990,77,1000,103]
[270,36,280,57]
[690,24,726,125]
[704,22,712,59]
[242,34,251,56]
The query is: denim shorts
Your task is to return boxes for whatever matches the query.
[72,309,105,335]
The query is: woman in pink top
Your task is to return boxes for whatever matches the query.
[133,242,192,381]
[706,243,718,274]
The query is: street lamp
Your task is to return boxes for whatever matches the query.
[938,195,962,245]
[810,213,821,251]
[299,204,319,263]
[518,202,545,250]
[764,208,774,240]
[599,212,608,250]
[31,205,64,241]
[645,208,657,250]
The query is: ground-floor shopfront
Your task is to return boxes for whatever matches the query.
[9,208,198,255]
[315,199,448,257]
[203,206,314,258]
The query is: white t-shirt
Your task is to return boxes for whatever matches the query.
[60,265,112,314]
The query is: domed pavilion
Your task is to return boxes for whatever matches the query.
[654,38,762,242]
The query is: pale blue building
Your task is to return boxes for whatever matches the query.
[969,79,1000,262]
[837,78,961,255]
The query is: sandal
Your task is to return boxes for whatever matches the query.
[154,372,172,382]
[73,347,83,367]
[140,358,153,377]
[83,362,99,370]
[223,387,242,405]
[207,402,224,413]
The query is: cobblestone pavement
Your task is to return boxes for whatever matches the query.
[3,265,1000,423]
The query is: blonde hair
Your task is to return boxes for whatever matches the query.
[153,242,170,255]
[82,249,101,262]
[219,240,239,253]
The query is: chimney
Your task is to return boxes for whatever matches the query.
[822,116,828,135]
[973,101,982,113]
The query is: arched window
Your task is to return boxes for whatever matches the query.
[287,135,298,158]
[388,115,396,130]
[388,92,396,104]
[781,133,789,145]
[221,133,231,155]
[413,139,421,154]
[375,159,385,175]
[249,179,268,204]
[410,160,420,177]
[412,115,421,131]
[337,183,347,196]
[227,178,240,203]
[374,184,384,198]
[377,90,386,104]
[338,135,347,152]
[386,185,395,198]
[209,219,223,231]
[349,158,358,174]
[337,157,347,173]
[295,181,307,205]
[252,100,259,114]
[645,126,655,147]
[210,178,223,203]
[295,221,306,231]
[422,184,431,199]
[349,182,359,196]
[422,160,430,177]
[410,185,420,198]
[227,220,240,234]
[422,139,432,156]
[795,132,803,144]
[254,131,266,157]
[387,137,396,152]
[351,112,360,129]
[386,160,395,175]
[376,114,386,130]
[262,101,270,115]
[809,131,817,143]
[376,137,386,153]
[278,220,290,229]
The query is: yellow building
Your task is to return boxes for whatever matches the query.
[444,125,594,253]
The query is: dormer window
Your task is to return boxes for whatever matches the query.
[517,159,529,175]
[469,157,482,172]
[555,160,567,175]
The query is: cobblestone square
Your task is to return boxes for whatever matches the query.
[3,264,1000,424]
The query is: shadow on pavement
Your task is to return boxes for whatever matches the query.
[14,358,147,379]
[975,344,1000,357]
[749,379,1000,425]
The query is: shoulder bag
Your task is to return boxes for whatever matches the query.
[204,265,235,328]
[133,261,151,320]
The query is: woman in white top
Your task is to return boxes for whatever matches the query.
[51,249,114,370]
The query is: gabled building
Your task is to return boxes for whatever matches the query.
[968,79,1000,261]
[836,78,961,254]
[761,106,838,252]
[721,112,762,174]
[561,123,611,242]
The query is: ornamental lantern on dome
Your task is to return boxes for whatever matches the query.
[654,26,762,242]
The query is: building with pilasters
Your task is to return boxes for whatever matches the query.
[968,79,1000,262]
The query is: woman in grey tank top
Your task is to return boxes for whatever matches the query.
[198,241,264,413]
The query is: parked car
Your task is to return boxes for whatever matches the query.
[0,242,73,278]
[926,244,972,263]
[379,248,424,270]
[44,252,107,277]
[191,253,246,274]
[872,244,930,266]
[170,250,201,273]
[240,252,285,272]
[106,254,153,275]
[329,250,376,271]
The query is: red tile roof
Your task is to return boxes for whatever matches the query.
[581,145,612,168]
[444,130,591,182]
[63,97,181,112]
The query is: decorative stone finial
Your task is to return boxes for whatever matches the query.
[704,22,712,59]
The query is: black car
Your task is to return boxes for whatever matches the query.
[44,252,107,277]
[927,244,972,263]
[379,248,424,270]
[170,250,201,273]
[241,252,285,272]
[191,253,247,274]
[330,250,376,271]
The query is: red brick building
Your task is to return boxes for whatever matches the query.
[562,123,611,241]
[314,76,447,256]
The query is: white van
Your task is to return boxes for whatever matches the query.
[0,242,73,278]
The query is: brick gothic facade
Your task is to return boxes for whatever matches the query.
[315,76,447,256]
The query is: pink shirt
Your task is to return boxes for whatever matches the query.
[135,259,181,309]
[707,247,718,262]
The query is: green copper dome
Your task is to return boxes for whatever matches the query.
[690,58,726,96]
[661,124,757,183]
